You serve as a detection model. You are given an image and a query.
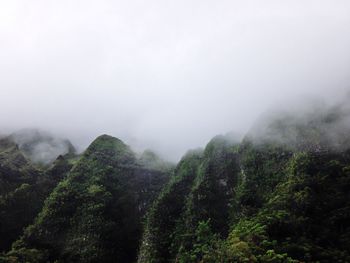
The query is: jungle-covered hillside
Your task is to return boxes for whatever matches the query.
[1,104,350,263]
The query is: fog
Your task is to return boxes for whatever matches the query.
[247,94,350,151]
[10,129,75,165]
[1,0,350,161]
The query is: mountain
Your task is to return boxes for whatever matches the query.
[138,136,241,263]
[1,105,350,263]
[5,135,171,263]
[138,106,350,263]
[0,133,76,253]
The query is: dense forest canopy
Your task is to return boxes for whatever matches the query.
[0,104,349,263]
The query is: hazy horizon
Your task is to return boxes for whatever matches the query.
[1,0,350,161]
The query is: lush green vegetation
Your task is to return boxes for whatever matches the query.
[1,135,170,263]
[1,107,350,262]
[0,137,73,253]
[138,106,350,263]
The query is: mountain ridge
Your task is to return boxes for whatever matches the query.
[0,105,350,262]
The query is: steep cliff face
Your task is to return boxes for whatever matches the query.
[223,150,350,263]
[138,107,350,263]
[138,135,242,263]
[6,135,170,263]
[1,105,350,263]
[0,137,38,195]
[138,150,203,263]
[0,135,75,253]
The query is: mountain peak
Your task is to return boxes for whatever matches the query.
[88,134,127,151]
[85,134,135,164]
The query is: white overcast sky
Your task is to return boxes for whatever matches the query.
[1,0,350,160]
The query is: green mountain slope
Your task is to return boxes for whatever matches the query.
[0,136,75,253]
[138,105,350,263]
[138,135,241,263]
[1,104,350,263]
[6,135,170,263]
[138,149,203,263]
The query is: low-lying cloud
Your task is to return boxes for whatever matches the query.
[10,129,75,165]
[248,94,350,151]
[1,1,350,161]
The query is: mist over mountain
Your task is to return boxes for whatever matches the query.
[0,129,76,165]
[9,129,76,165]
[1,1,350,262]
[247,95,350,151]
[0,100,349,262]
[1,0,350,160]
